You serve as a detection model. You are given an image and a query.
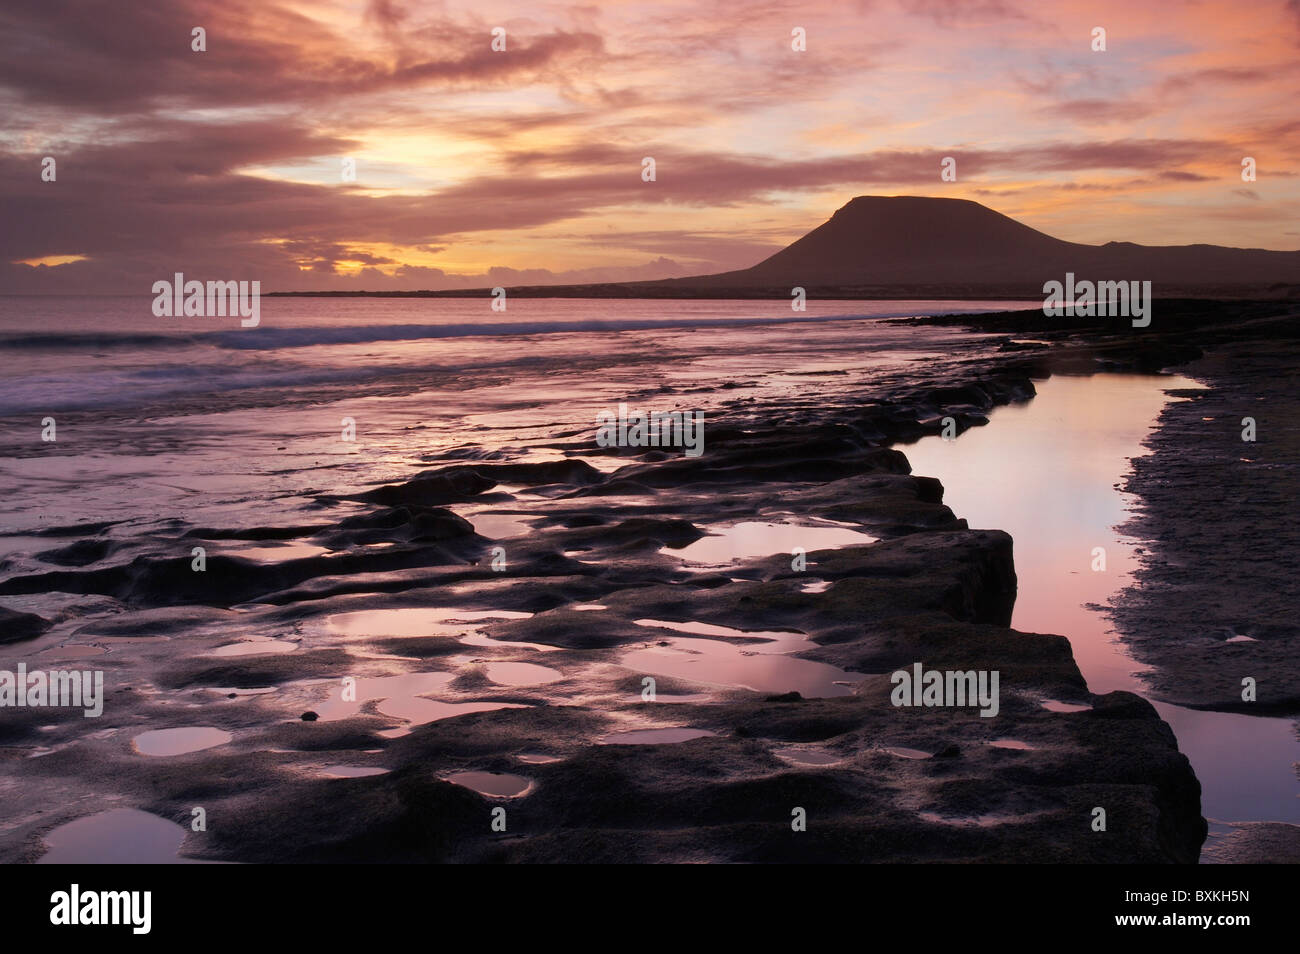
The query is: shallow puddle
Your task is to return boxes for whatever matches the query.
[229,541,330,562]
[1040,700,1091,713]
[310,671,456,721]
[376,698,527,724]
[445,771,532,797]
[634,618,807,647]
[987,739,1035,750]
[885,746,932,760]
[38,808,204,864]
[326,607,533,640]
[210,639,297,657]
[319,765,390,779]
[460,631,562,653]
[775,747,841,766]
[484,661,562,686]
[643,692,713,703]
[517,752,562,764]
[133,727,232,757]
[667,520,876,566]
[467,513,533,538]
[438,610,535,622]
[624,618,858,698]
[599,728,716,745]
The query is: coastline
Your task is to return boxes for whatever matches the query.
[0,307,1224,863]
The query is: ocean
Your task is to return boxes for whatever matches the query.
[0,296,1020,541]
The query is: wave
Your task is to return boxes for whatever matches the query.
[0,365,383,415]
[0,351,563,416]
[0,306,1020,354]
[210,313,905,350]
[1,315,881,352]
[0,332,197,351]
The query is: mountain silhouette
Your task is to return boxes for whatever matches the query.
[669,196,1300,292]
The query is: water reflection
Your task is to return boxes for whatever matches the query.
[903,373,1298,826]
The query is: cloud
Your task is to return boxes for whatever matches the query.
[1041,99,1154,124]
[0,0,608,114]
[3,0,1300,290]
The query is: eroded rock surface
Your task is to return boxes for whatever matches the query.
[0,336,1210,864]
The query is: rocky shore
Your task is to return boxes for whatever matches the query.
[0,306,1246,863]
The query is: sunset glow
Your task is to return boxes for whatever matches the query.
[3,0,1299,292]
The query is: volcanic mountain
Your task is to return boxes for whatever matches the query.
[658,195,1300,297]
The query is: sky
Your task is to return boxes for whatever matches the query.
[3,0,1299,293]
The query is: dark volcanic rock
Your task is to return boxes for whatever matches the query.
[34,537,118,567]
[612,446,910,488]
[351,469,497,506]
[324,506,475,546]
[0,605,51,644]
[348,460,607,508]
